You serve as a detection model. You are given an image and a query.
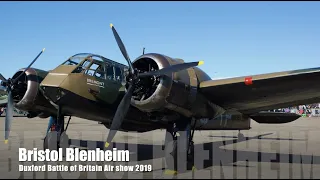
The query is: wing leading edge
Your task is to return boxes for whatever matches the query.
[199,67,320,114]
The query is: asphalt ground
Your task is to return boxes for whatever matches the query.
[0,116,319,179]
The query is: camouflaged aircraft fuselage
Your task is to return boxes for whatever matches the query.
[7,52,310,132]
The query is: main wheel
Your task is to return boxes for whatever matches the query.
[237,132,245,141]
[43,131,69,158]
[59,132,70,149]
[43,131,60,150]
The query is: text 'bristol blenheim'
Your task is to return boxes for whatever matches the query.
[19,148,138,172]
[19,148,129,162]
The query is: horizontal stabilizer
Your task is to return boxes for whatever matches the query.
[250,111,301,124]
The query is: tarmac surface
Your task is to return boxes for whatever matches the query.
[0,116,320,179]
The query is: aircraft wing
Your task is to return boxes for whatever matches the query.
[199,67,320,115]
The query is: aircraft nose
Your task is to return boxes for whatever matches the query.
[40,86,66,104]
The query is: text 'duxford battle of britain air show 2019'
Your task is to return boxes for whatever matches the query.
[1,1,320,179]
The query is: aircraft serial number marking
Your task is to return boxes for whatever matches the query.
[87,78,105,88]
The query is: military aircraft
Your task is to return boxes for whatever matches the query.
[1,23,318,174]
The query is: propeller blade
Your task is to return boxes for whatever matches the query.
[4,89,13,144]
[105,83,135,148]
[110,24,134,74]
[138,61,204,77]
[12,48,45,85]
[0,74,6,82]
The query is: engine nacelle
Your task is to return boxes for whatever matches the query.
[131,53,220,118]
[11,68,55,118]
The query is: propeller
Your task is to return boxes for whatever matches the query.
[3,48,45,144]
[104,24,204,148]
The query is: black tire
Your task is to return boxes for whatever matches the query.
[238,132,245,141]
[59,132,70,149]
[59,132,70,157]
[43,131,70,158]
[43,131,59,150]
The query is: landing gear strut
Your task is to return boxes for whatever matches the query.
[164,117,196,175]
[187,119,196,166]
[43,106,70,151]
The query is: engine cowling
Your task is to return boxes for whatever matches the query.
[130,53,216,118]
[10,68,55,118]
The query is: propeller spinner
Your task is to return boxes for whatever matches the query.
[104,24,204,148]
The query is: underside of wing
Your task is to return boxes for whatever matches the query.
[199,67,320,114]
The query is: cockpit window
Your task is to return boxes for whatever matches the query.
[67,54,127,83]
[91,55,104,62]
[90,63,99,71]
[105,64,114,80]
[95,65,105,79]
[85,62,106,80]
[114,67,122,81]
[73,60,91,73]
[62,56,86,66]
[82,60,91,68]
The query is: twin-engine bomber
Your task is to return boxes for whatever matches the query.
[1,23,317,174]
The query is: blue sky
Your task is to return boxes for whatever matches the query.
[0,2,320,80]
